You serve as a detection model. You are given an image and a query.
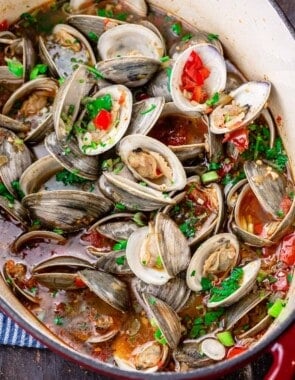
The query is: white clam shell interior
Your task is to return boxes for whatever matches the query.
[209,81,271,134]
[97,24,164,60]
[171,43,227,112]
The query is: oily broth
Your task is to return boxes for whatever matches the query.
[0,0,293,372]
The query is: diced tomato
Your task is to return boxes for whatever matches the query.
[81,230,113,251]
[279,195,292,216]
[186,51,203,69]
[0,20,8,31]
[199,66,210,80]
[279,233,295,266]
[192,86,207,103]
[118,92,126,105]
[226,346,247,359]
[74,277,86,288]
[184,65,204,85]
[217,161,234,177]
[254,223,264,235]
[93,109,112,130]
[271,271,289,292]
[223,127,249,153]
[181,75,197,92]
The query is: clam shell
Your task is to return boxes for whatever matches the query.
[12,231,66,253]
[78,269,129,312]
[95,251,131,275]
[207,259,261,308]
[0,197,30,227]
[76,85,133,155]
[186,233,239,292]
[121,0,148,17]
[118,135,187,192]
[147,67,173,102]
[142,293,182,349]
[32,255,94,273]
[209,81,271,134]
[33,272,83,290]
[45,132,100,180]
[170,44,227,113]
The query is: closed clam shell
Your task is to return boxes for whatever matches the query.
[12,230,66,253]
[0,197,29,227]
[95,250,132,275]
[78,269,129,312]
[142,293,182,349]
[32,255,94,274]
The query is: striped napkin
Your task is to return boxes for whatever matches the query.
[0,312,45,348]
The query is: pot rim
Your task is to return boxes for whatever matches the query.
[0,0,294,378]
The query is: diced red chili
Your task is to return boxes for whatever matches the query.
[223,127,249,153]
[74,277,86,288]
[279,233,295,266]
[93,109,112,130]
[226,346,247,359]
[0,20,8,31]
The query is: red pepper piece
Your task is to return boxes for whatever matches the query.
[0,20,8,31]
[74,277,86,288]
[226,346,247,359]
[279,233,295,266]
[93,109,112,130]
[223,127,249,153]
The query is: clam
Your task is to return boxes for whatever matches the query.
[147,66,173,102]
[164,176,224,246]
[169,31,223,59]
[78,269,129,312]
[118,135,187,192]
[126,213,190,285]
[32,255,95,273]
[114,341,169,373]
[186,233,240,292]
[45,132,100,180]
[95,251,132,275]
[75,85,133,155]
[132,277,191,312]
[89,213,142,242]
[207,260,261,308]
[20,156,112,232]
[209,81,271,134]
[96,24,164,87]
[148,102,209,162]
[2,78,58,143]
[121,0,148,17]
[225,59,247,93]
[225,291,272,339]
[99,170,176,212]
[0,128,32,197]
[12,230,66,253]
[126,97,165,136]
[3,260,39,304]
[39,24,96,78]
[0,197,30,227]
[52,64,96,142]
[142,293,182,349]
[170,44,227,113]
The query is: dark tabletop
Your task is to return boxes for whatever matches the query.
[0,1,294,379]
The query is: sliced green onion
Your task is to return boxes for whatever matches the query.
[154,328,167,345]
[171,22,182,36]
[206,92,220,106]
[160,56,170,63]
[207,33,219,42]
[217,331,235,347]
[88,31,99,42]
[29,63,48,80]
[6,58,23,78]
[113,240,127,251]
[201,171,219,184]
[267,298,285,318]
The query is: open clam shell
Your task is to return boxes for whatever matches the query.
[118,135,187,192]
[0,127,32,197]
[186,233,240,292]
[126,97,165,136]
[39,24,96,78]
[2,77,58,143]
[45,132,100,180]
[99,171,175,211]
[0,197,30,227]
[32,255,94,273]
[142,293,182,349]
[12,230,66,253]
[78,269,129,312]
[209,81,271,134]
[147,66,173,102]
[95,251,132,275]
[52,64,96,143]
[132,277,191,313]
[170,44,227,113]
[207,259,261,308]
[76,84,133,155]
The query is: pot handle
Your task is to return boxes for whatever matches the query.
[264,323,295,380]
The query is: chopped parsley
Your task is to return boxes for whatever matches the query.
[54,316,64,326]
[115,202,126,211]
[207,33,219,42]
[113,240,127,251]
[52,228,64,235]
[29,63,48,80]
[154,328,167,345]
[97,8,114,18]
[6,58,23,78]
[160,56,170,63]
[149,297,157,305]
[179,217,197,238]
[140,104,156,115]
[86,94,112,118]
[182,33,192,41]
[0,183,15,204]
[87,32,99,42]
[189,308,224,338]
[11,180,24,199]
[209,267,244,302]
[201,277,213,291]
[191,270,196,277]
[115,255,126,265]
[276,209,285,218]
[171,22,182,36]
[56,169,89,186]
[20,12,37,26]
[206,92,220,106]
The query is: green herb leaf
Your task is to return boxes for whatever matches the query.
[56,169,89,186]
[179,218,197,238]
[191,270,196,277]
[201,277,213,291]
[115,255,126,265]
[115,202,126,211]
[207,33,219,42]
[53,228,64,235]
[113,240,127,251]
[86,94,112,118]
[171,22,182,36]
[149,297,157,305]
[54,316,64,325]
[140,104,156,115]
[160,56,170,63]
[88,31,99,42]
[182,33,192,41]
[6,58,23,78]
[132,212,147,227]
[154,328,167,345]
[86,66,104,79]
[206,92,220,106]
[209,267,244,302]
[11,180,24,199]
[20,12,37,25]
[204,308,224,325]
[30,63,48,80]
[0,183,15,204]
[97,8,114,18]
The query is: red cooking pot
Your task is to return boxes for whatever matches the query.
[0,0,294,379]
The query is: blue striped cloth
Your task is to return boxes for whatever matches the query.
[0,312,45,348]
